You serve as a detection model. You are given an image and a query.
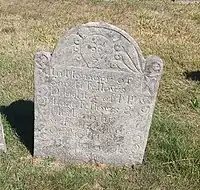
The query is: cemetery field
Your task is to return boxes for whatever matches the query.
[0,0,200,189]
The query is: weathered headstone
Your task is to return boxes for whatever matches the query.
[0,115,6,152]
[34,22,163,165]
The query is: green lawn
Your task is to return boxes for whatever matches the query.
[0,0,200,189]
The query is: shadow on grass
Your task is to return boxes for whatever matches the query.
[185,71,200,81]
[0,100,34,155]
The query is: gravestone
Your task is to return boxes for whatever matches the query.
[0,115,6,152]
[34,22,164,165]
[174,0,200,3]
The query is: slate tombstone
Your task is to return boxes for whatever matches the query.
[34,22,163,165]
[0,115,6,152]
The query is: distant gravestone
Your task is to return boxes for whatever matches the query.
[174,0,200,3]
[0,115,6,152]
[34,22,163,165]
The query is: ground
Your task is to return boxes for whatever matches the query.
[0,0,200,189]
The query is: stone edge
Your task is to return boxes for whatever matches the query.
[0,114,7,153]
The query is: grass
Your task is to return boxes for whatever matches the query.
[0,0,200,189]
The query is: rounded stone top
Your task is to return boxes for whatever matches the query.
[51,22,148,73]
